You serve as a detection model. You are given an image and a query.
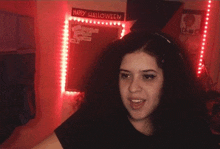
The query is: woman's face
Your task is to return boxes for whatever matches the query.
[119,51,164,122]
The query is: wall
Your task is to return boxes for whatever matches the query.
[0,1,70,148]
[172,1,220,91]
[185,1,220,91]
[0,1,35,17]
[167,0,220,92]
[0,0,127,148]
[0,1,37,148]
[215,4,220,92]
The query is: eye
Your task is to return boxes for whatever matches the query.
[119,72,130,79]
[143,74,156,80]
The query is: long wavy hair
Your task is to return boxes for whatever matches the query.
[83,31,207,135]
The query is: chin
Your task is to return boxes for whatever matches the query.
[129,112,149,122]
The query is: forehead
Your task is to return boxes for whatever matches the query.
[120,51,159,70]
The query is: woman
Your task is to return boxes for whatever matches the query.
[34,32,218,148]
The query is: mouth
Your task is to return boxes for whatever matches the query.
[128,98,146,110]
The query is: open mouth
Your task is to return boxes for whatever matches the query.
[129,99,146,110]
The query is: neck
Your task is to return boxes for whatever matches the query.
[128,117,153,136]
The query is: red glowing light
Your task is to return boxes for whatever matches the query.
[197,0,212,76]
[60,17,125,94]
[60,19,69,93]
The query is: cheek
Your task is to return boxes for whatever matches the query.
[153,85,163,106]
[153,85,163,101]
[119,81,128,99]
[146,89,161,113]
[145,82,163,102]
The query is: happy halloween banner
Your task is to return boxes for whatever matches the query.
[72,8,125,21]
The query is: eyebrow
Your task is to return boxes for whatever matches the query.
[119,69,157,73]
[142,69,157,73]
[119,69,130,72]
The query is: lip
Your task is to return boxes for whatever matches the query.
[128,98,146,110]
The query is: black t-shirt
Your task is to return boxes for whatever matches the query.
[55,106,218,149]
[56,111,155,149]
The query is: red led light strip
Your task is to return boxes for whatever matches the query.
[197,0,212,76]
[61,19,69,94]
[70,17,126,38]
[61,17,125,95]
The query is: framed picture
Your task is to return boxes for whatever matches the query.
[180,9,205,35]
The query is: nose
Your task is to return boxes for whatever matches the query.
[128,78,142,93]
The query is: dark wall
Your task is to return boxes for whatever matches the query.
[127,0,183,32]
[0,53,35,144]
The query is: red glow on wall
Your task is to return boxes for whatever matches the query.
[61,17,125,95]
[197,0,212,76]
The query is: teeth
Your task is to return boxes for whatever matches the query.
[131,99,142,103]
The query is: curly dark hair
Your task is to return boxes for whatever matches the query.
[83,31,207,135]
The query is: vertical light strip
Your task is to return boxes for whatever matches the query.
[61,17,126,95]
[197,0,212,76]
[61,19,69,94]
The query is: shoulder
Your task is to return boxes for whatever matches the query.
[164,118,219,149]
[55,110,129,148]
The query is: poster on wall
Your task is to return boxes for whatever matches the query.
[180,9,205,35]
[65,19,123,92]
[179,9,205,70]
